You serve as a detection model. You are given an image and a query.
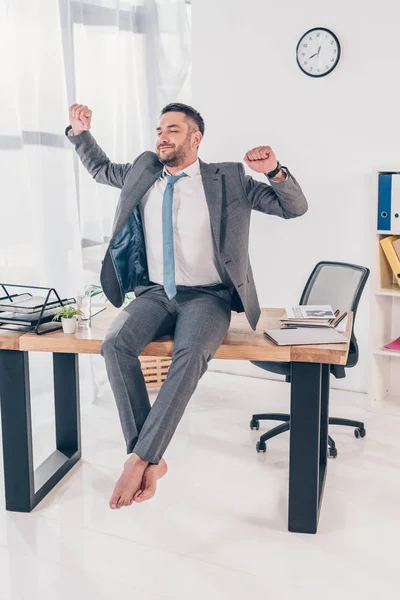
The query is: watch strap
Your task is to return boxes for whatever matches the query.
[265,161,281,179]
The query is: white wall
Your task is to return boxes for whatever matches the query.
[192,0,400,394]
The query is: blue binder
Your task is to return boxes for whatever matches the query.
[378,172,400,231]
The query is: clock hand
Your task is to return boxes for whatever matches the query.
[308,52,319,59]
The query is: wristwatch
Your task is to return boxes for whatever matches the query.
[265,161,281,179]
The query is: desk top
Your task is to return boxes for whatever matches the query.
[0,306,352,365]
[0,330,26,351]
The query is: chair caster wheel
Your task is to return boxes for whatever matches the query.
[250,419,260,431]
[354,427,366,439]
[329,447,338,459]
[256,441,267,453]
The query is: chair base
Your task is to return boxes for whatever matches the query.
[250,413,366,458]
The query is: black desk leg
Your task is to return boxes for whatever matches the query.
[320,364,330,468]
[54,353,81,458]
[0,351,34,512]
[0,350,81,512]
[288,362,330,534]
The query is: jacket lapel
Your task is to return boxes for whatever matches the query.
[199,159,222,250]
[111,155,223,250]
[111,155,163,238]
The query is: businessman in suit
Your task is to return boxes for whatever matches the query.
[66,102,308,509]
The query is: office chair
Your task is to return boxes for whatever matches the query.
[250,261,370,458]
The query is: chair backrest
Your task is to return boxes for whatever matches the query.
[299,261,370,373]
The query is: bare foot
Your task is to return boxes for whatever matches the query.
[133,459,168,503]
[109,453,149,509]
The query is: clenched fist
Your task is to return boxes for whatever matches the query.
[69,104,92,135]
[244,146,278,174]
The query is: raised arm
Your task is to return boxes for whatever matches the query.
[240,145,308,219]
[65,103,133,189]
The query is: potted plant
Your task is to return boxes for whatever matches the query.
[52,305,84,334]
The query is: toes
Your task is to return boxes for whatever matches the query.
[134,492,146,503]
[135,488,153,503]
[109,496,120,510]
[135,482,155,502]
[133,489,143,501]
[110,459,151,510]
[117,496,126,508]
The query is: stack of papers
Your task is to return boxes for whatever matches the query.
[280,305,348,331]
[284,305,336,321]
[0,295,75,326]
[0,295,74,314]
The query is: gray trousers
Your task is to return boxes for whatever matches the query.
[100,284,232,464]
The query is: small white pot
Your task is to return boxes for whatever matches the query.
[61,317,77,334]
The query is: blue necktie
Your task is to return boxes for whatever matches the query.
[162,172,187,299]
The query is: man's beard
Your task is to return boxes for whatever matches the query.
[157,142,188,167]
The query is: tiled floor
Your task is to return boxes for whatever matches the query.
[0,372,399,599]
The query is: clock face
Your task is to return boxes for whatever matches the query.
[296,28,341,77]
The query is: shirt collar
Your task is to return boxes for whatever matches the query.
[162,158,200,179]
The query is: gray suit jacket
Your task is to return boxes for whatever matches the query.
[66,126,308,330]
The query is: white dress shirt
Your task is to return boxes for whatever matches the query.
[139,158,223,287]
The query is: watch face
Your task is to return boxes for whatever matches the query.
[296,28,341,77]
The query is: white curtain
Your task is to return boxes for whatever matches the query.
[0,0,83,296]
[0,0,191,423]
[66,0,191,287]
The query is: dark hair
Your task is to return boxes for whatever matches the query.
[160,103,205,136]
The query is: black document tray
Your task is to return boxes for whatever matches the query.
[0,283,76,335]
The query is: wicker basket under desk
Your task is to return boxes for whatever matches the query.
[139,356,171,388]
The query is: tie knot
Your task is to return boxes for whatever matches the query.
[165,172,187,185]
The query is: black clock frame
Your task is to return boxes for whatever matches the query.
[296,27,341,78]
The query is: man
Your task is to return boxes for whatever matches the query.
[66,102,308,510]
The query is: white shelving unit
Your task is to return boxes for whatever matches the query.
[369,227,400,415]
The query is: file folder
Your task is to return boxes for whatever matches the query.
[380,235,400,286]
[378,172,400,231]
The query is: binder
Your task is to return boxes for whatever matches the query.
[380,236,400,286]
[378,172,400,231]
[392,237,400,261]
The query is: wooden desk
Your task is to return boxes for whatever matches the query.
[0,307,352,534]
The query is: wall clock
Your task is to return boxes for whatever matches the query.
[296,28,341,77]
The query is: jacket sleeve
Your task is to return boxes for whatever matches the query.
[65,125,137,189]
[238,163,308,219]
